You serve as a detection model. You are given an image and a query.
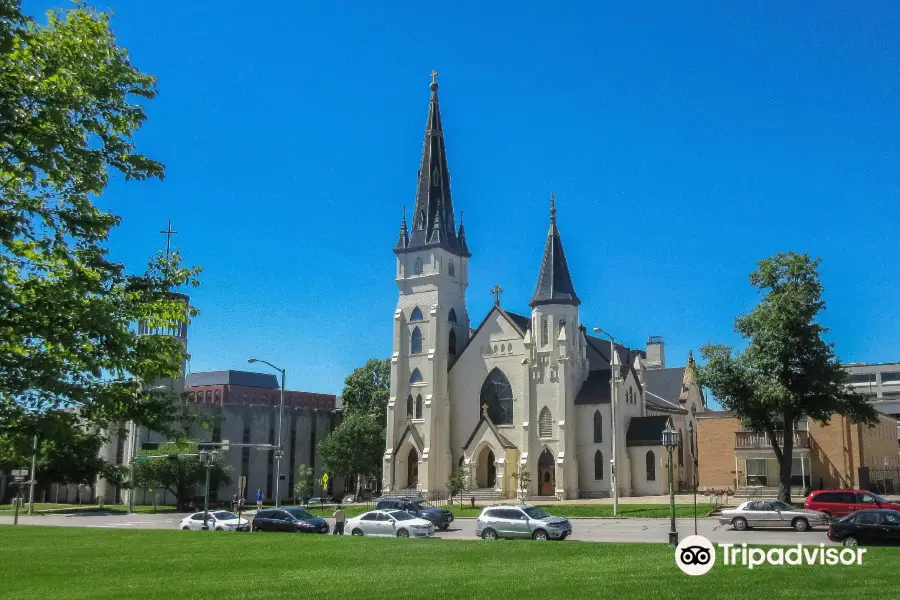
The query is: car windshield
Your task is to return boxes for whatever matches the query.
[523,507,551,519]
[212,511,238,520]
[868,493,888,503]
[284,508,313,520]
[388,510,417,521]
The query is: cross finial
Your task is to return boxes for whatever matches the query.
[160,220,178,257]
[430,70,438,84]
[549,192,557,224]
[482,403,489,417]
[490,284,503,305]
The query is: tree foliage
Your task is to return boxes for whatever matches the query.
[447,466,468,506]
[340,358,390,422]
[0,1,200,466]
[318,412,384,497]
[131,440,231,507]
[698,252,877,503]
[294,464,314,504]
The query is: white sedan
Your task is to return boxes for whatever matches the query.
[179,510,250,532]
[346,509,434,538]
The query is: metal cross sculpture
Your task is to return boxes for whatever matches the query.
[160,220,178,256]
[490,284,503,305]
[430,69,439,84]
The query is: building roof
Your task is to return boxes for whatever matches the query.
[395,76,468,257]
[575,334,645,405]
[575,369,613,404]
[505,310,532,333]
[626,415,671,446]
[185,370,279,389]
[643,367,686,406]
[529,194,580,307]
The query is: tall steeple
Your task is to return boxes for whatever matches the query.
[529,193,581,307]
[397,71,469,257]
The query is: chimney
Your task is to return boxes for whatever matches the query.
[646,335,665,369]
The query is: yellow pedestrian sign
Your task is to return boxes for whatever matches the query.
[321,473,329,488]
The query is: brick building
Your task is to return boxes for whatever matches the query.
[697,411,900,495]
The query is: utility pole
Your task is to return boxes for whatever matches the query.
[27,435,37,515]
[247,358,286,508]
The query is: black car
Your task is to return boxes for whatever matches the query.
[827,509,900,546]
[252,507,330,534]
[376,498,454,530]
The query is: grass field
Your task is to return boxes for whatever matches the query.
[0,527,893,600]
[0,503,178,515]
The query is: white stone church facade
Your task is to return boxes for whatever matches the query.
[383,77,705,499]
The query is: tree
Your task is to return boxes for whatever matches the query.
[294,464,314,504]
[0,2,200,462]
[511,468,531,502]
[318,413,383,499]
[340,358,391,422]
[697,252,877,503]
[447,466,469,507]
[131,440,231,508]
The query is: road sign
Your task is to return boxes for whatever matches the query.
[11,469,28,477]
[134,455,149,463]
[220,439,230,451]
[274,450,284,459]
[321,473,329,488]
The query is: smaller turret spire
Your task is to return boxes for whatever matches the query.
[395,205,409,250]
[429,196,444,244]
[457,210,469,255]
[530,192,581,308]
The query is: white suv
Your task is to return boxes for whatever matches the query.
[475,504,572,541]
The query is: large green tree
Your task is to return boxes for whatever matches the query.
[318,412,384,498]
[340,358,391,422]
[0,1,199,469]
[698,252,877,503]
[131,440,231,508]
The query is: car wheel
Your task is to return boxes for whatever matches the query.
[532,529,549,541]
[792,518,809,532]
[397,529,409,538]
[439,524,449,531]
[732,517,749,531]
[215,527,225,532]
[820,511,832,519]
[842,536,859,547]
[481,528,498,541]
[181,526,190,530]
[352,528,364,536]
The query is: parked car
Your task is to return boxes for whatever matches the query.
[180,511,249,532]
[719,500,827,532]
[804,490,900,518]
[475,504,572,541]
[345,509,434,538]
[252,507,329,534]
[307,497,332,505]
[376,498,454,530]
[827,509,900,546]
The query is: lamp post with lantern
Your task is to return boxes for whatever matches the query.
[662,426,681,547]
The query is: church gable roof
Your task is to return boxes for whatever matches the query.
[644,367,687,406]
[451,304,529,369]
[626,415,672,446]
[462,412,516,451]
[393,422,425,456]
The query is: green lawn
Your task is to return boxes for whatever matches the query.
[303,503,715,519]
[0,527,893,600]
[0,503,179,515]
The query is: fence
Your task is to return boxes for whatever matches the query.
[860,467,900,495]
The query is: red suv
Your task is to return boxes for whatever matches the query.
[804,490,900,517]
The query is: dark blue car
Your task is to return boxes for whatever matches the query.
[252,507,330,534]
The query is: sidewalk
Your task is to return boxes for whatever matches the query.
[545,494,720,506]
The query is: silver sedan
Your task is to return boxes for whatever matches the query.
[719,500,828,532]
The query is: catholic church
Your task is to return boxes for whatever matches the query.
[383,75,706,500]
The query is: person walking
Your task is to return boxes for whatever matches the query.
[256,489,263,510]
[332,505,346,535]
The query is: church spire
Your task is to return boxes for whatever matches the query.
[529,193,581,307]
[397,71,469,257]
[395,205,409,250]
[457,210,469,256]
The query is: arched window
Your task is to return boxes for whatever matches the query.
[414,257,423,275]
[678,435,683,464]
[448,260,455,277]
[448,329,457,355]
[500,344,506,353]
[448,308,457,323]
[410,368,423,384]
[411,327,423,354]
[689,422,695,456]
[410,306,423,321]
[541,317,548,346]
[479,368,514,425]
[415,394,423,419]
[593,411,603,443]
[646,451,656,481]
[538,407,552,439]
[406,394,413,418]
[594,450,604,480]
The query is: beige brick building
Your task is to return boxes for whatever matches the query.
[697,411,900,495]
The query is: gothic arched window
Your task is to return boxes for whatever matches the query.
[541,317,549,346]
[689,422,695,456]
[594,450,604,480]
[646,451,656,481]
[479,367,514,425]
[410,306,423,321]
[410,368,423,384]
[411,327,423,354]
[593,410,603,443]
[538,406,552,439]
[448,260,455,277]
[448,308,457,323]
[414,257,423,275]
[406,394,413,418]
[448,329,457,355]
[415,394,423,419]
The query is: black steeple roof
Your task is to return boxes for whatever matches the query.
[529,193,581,307]
[395,205,409,251]
[396,72,469,257]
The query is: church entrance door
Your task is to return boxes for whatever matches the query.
[486,451,496,488]
[407,448,418,488]
[538,448,555,496]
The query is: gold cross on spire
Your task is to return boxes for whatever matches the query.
[430,70,438,84]
[490,284,503,305]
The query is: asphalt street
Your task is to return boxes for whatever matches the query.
[0,512,837,545]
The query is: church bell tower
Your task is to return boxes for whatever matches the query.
[384,72,470,494]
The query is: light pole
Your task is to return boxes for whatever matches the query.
[27,435,37,515]
[248,358,285,508]
[128,384,167,513]
[199,449,216,530]
[592,327,619,517]
[662,426,681,547]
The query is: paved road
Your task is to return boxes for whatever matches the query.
[0,512,836,545]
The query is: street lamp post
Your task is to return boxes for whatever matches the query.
[592,327,619,517]
[199,450,216,530]
[248,358,286,508]
[662,426,681,547]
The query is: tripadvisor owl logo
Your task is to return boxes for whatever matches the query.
[675,535,716,576]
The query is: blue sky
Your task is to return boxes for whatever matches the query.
[25,1,900,398]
